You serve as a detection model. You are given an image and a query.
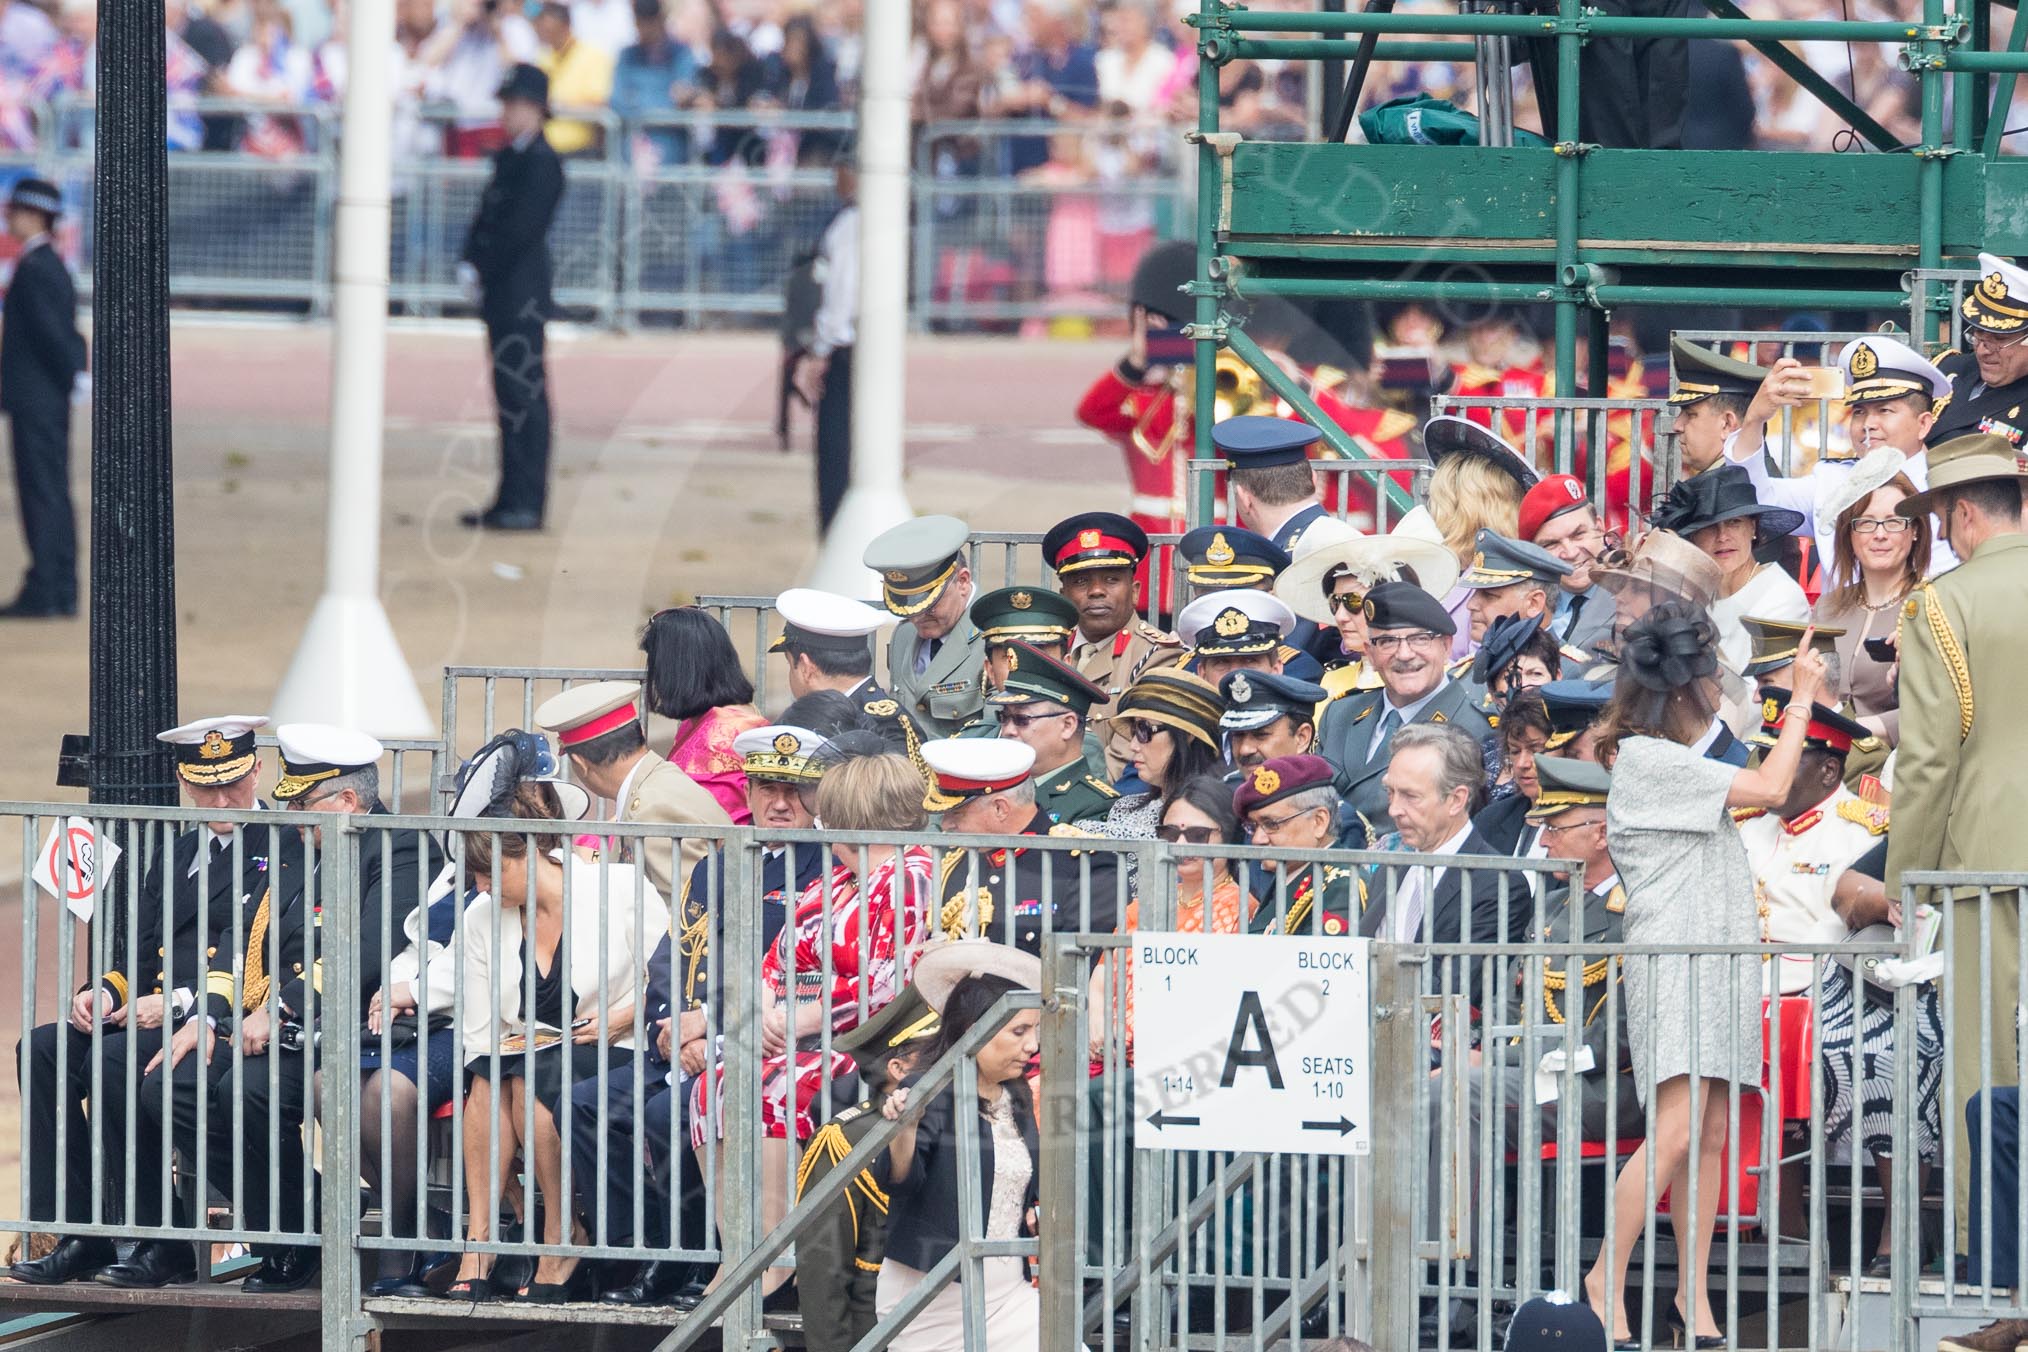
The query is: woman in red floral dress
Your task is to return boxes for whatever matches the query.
[689,752,932,1298]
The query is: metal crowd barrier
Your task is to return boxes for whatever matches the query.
[438,665,641,779]
[10,98,1206,327]
[1907,268,1983,352]
[1190,455,1434,536]
[4,790,2010,1351]
[1904,871,2028,1336]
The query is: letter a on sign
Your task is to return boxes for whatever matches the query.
[1218,990,1283,1089]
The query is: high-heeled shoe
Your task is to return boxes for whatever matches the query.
[1662,1306,1728,1349]
[439,1273,497,1302]
[516,1261,594,1305]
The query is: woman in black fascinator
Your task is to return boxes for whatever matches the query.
[1581,600,1830,1348]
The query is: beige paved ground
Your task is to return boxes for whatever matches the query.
[0,320,1126,1207]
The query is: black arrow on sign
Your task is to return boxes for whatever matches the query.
[1146,1109,1201,1130]
[1301,1116,1357,1136]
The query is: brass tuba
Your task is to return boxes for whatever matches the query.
[1174,349,1266,423]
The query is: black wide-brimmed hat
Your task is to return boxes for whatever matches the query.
[1422,415,1538,492]
[1650,464,1804,545]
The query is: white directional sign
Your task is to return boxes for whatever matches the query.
[1131,932,1371,1156]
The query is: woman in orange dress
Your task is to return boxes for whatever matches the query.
[640,606,767,824]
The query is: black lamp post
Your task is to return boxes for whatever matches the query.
[82,0,179,807]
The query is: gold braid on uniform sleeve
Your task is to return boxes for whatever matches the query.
[1540,957,1616,1026]
[1918,586,1974,741]
[677,872,712,1008]
[794,1122,891,1248]
[241,888,273,1010]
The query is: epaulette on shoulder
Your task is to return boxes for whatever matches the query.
[1136,618,1181,646]
[1084,776,1121,799]
[1448,655,1475,676]
[1373,408,1418,443]
[937,848,970,888]
[834,1102,873,1124]
[1559,643,1590,665]
[1730,806,1766,823]
[1837,797,1890,836]
[1048,822,1099,839]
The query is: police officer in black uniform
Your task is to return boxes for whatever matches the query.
[458,64,565,531]
[0,176,84,617]
[127,726,439,1294]
[10,717,274,1286]
[1930,250,2028,451]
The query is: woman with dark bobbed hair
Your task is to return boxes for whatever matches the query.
[639,606,767,823]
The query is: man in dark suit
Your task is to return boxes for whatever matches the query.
[9,717,274,1287]
[1359,723,1527,1004]
[1316,581,1493,843]
[458,64,565,531]
[0,176,85,617]
[128,726,439,1295]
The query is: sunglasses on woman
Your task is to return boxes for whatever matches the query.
[1327,591,1365,616]
[1127,719,1162,744]
[1156,824,1219,844]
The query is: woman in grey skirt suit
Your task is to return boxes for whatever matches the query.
[1580,599,1830,1348]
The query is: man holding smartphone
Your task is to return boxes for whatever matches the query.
[1720,334,1958,575]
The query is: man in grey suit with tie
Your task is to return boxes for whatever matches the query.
[864,514,987,737]
[1316,581,1492,843]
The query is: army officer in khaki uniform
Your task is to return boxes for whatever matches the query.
[865,515,987,738]
[1885,432,2028,1262]
[537,680,732,898]
[1045,511,1184,781]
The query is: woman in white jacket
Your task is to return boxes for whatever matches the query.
[441,782,668,1302]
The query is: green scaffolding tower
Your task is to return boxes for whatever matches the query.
[1187,0,2028,522]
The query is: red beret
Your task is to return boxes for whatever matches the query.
[1231,754,1338,818]
[1517,474,1592,543]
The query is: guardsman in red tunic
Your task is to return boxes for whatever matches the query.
[1076,244,1416,612]
[1447,307,1549,454]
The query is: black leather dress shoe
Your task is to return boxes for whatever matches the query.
[10,1236,115,1285]
[601,1259,690,1307]
[240,1246,319,1294]
[368,1251,455,1299]
[93,1239,197,1289]
[458,509,542,531]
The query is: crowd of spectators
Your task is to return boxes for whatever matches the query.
[0,0,1998,163]
[0,0,2003,324]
